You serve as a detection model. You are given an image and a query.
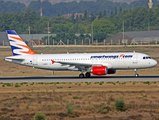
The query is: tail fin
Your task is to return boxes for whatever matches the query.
[6,30,37,56]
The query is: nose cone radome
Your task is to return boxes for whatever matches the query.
[152,59,158,67]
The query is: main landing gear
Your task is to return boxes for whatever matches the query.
[134,69,139,77]
[79,72,91,78]
[79,73,84,78]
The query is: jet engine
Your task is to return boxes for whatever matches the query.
[91,66,108,75]
[91,66,116,75]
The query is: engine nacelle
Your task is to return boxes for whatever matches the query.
[107,69,116,74]
[91,66,107,75]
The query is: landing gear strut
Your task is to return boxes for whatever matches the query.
[134,69,139,77]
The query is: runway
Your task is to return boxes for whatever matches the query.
[0,75,159,83]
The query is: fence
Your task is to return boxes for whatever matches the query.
[1,39,159,47]
[37,39,159,46]
[0,41,5,46]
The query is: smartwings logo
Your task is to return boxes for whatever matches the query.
[90,54,133,59]
[8,34,36,56]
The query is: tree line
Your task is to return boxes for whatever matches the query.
[1,1,159,44]
[1,0,159,17]
[0,0,26,15]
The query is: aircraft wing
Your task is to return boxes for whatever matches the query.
[56,61,103,71]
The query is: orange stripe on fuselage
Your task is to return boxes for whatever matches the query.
[10,36,24,42]
[16,44,37,55]
[119,54,124,58]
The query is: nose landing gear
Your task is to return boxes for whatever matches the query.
[134,69,139,77]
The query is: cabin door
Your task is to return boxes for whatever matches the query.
[133,54,138,63]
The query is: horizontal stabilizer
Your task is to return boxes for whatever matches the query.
[5,57,24,64]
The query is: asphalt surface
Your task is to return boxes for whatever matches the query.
[0,75,159,83]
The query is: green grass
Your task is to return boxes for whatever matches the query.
[57,86,63,89]
[73,96,82,99]
[15,84,20,87]
[141,93,147,97]
[115,98,126,111]
[143,81,150,85]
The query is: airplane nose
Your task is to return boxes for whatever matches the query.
[152,59,158,66]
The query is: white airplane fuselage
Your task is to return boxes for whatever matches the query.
[5,52,157,71]
[5,30,158,78]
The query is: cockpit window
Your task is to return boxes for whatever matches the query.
[143,56,151,59]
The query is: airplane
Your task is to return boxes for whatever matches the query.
[5,30,158,78]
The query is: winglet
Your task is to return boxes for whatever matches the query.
[6,30,37,56]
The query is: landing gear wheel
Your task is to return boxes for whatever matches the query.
[79,73,84,78]
[135,74,139,78]
[85,72,91,78]
[134,69,139,78]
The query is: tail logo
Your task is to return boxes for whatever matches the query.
[7,30,37,56]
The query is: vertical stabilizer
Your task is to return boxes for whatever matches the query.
[6,30,37,56]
